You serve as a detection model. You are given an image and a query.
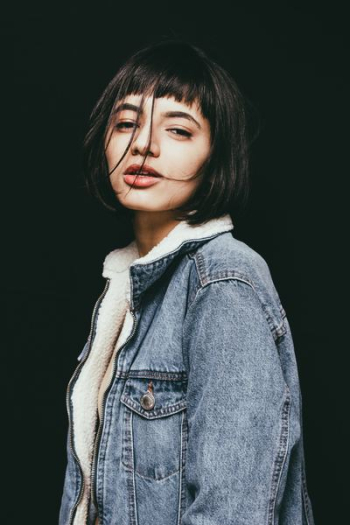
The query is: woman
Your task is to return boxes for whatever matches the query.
[59,39,315,525]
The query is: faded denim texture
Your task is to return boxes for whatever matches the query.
[59,228,315,525]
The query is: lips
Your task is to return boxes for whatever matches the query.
[124,164,163,177]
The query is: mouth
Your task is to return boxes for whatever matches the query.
[124,164,163,178]
[123,172,163,188]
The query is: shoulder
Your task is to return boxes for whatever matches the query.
[193,232,269,287]
[187,232,287,341]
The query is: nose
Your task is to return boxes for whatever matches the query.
[131,122,160,157]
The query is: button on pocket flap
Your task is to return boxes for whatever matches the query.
[120,372,187,419]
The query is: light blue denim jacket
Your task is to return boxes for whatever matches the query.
[59,214,315,525]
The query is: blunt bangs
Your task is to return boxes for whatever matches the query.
[103,41,218,147]
[82,39,256,226]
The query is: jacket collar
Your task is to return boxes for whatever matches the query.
[102,213,234,310]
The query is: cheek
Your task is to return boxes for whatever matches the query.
[178,154,207,181]
[105,134,129,167]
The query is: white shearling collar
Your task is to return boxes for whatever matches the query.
[102,213,234,278]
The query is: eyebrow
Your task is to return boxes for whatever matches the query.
[113,102,201,129]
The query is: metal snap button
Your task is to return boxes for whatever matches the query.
[140,380,155,410]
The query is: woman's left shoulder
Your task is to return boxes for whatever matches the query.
[196,232,274,289]
[192,232,287,338]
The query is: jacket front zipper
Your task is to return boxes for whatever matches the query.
[66,278,110,525]
[90,279,139,513]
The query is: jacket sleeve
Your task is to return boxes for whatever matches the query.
[181,278,290,525]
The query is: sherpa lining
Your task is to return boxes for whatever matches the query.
[71,214,234,524]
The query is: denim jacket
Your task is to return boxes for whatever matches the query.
[59,214,315,525]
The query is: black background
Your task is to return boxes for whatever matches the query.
[2,1,348,523]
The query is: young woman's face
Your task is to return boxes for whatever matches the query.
[105,94,211,214]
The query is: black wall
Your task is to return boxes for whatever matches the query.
[2,2,348,523]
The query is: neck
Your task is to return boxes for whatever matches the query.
[132,210,183,257]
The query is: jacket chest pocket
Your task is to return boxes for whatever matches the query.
[120,372,188,480]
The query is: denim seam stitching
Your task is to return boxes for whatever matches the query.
[125,370,187,380]
[177,410,185,525]
[98,383,117,523]
[120,459,183,481]
[195,250,256,285]
[123,409,139,525]
[120,396,187,419]
[271,318,288,341]
[189,275,255,313]
[180,409,189,522]
[267,384,291,525]
[122,401,134,471]
[131,466,183,481]
[130,412,139,525]
[301,459,312,525]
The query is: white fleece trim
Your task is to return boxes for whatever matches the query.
[71,214,233,524]
[103,214,234,274]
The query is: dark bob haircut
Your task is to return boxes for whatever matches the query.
[82,38,257,226]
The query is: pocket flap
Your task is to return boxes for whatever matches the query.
[120,371,187,419]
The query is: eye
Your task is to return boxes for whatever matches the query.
[115,121,138,131]
[169,128,192,138]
